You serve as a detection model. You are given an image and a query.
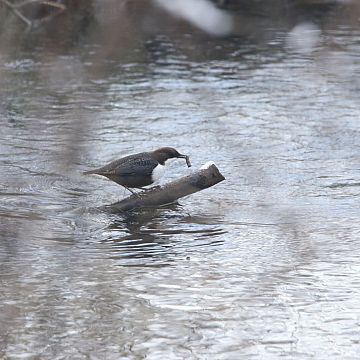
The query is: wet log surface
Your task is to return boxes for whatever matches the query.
[102,163,225,213]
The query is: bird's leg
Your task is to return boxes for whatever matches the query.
[123,186,139,196]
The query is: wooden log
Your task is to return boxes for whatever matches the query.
[102,162,225,213]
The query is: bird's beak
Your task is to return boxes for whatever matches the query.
[178,154,192,168]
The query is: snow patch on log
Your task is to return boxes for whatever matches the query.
[200,161,216,169]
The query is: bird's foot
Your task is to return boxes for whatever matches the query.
[149,185,162,191]
[137,186,161,192]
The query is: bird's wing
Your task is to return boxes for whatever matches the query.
[96,153,157,177]
[116,157,158,177]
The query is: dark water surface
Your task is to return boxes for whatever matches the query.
[1,5,360,359]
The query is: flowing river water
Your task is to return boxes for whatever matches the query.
[1,2,360,359]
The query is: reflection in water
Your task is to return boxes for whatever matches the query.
[154,0,234,36]
[101,205,226,265]
[1,2,360,358]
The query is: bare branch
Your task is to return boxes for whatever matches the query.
[17,0,66,10]
[1,0,67,30]
[1,0,33,29]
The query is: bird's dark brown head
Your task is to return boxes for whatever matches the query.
[152,147,191,167]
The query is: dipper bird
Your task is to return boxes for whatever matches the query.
[84,147,191,194]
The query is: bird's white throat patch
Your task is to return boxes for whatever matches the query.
[151,163,166,183]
